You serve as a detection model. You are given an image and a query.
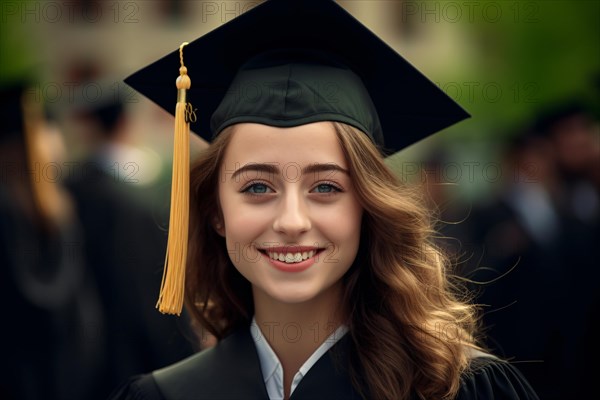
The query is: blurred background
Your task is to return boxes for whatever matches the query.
[1,1,598,399]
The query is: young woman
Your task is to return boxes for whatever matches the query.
[111,1,539,399]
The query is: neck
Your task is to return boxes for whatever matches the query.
[253,283,346,398]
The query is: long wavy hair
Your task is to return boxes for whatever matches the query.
[185,122,482,399]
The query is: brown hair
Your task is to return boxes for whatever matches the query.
[185,122,482,399]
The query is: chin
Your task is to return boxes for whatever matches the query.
[260,277,342,306]
[264,286,321,304]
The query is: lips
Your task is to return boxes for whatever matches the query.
[257,246,325,269]
[268,249,314,263]
[258,246,323,263]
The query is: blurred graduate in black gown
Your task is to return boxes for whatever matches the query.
[65,90,195,397]
[462,101,599,399]
[532,102,599,399]
[0,82,104,400]
[0,78,195,400]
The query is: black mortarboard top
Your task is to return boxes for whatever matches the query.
[125,0,469,155]
[124,0,470,315]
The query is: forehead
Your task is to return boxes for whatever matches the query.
[222,122,348,168]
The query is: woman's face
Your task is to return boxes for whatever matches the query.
[217,122,363,305]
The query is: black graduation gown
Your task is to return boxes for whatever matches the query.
[67,162,195,397]
[109,328,539,400]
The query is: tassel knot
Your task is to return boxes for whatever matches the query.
[177,67,191,90]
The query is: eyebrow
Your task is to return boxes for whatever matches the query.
[230,162,349,182]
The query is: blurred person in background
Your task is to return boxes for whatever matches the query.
[0,82,104,400]
[531,102,599,399]
[467,130,562,397]
[534,101,599,226]
[65,88,195,398]
[455,102,599,399]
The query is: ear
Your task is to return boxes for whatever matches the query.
[213,216,225,237]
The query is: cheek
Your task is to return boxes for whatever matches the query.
[314,199,363,232]
[313,201,363,259]
[338,203,363,255]
[219,184,268,237]
[221,203,273,247]
[222,208,267,273]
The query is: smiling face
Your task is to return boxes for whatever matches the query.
[216,122,363,306]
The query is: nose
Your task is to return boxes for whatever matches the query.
[272,190,311,237]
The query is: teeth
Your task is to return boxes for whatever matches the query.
[266,250,318,264]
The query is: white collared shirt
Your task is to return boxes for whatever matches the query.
[250,317,349,400]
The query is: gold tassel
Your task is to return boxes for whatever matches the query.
[156,42,191,315]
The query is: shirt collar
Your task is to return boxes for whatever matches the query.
[250,317,349,399]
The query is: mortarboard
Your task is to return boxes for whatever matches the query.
[124,0,470,315]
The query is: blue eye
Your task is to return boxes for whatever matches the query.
[312,183,342,194]
[242,182,272,195]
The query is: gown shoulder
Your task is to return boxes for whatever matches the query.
[456,355,540,400]
[107,329,269,400]
[107,374,163,400]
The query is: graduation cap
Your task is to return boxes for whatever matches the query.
[125,0,470,315]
